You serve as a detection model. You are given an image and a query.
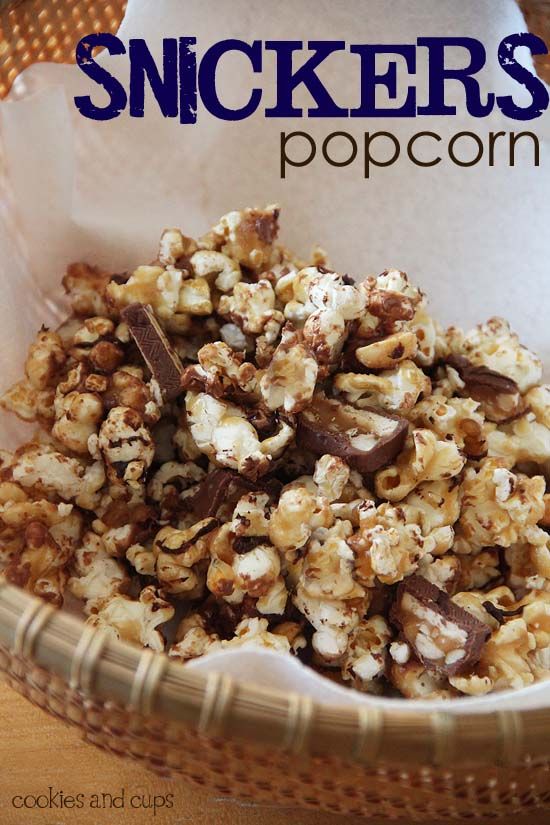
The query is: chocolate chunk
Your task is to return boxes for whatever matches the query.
[390,575,491,676]
[232,535,269,554]
[447,354,523,423]
[297,394,408,474]
[254,209,280,244]
[342,333,387,373]
[111,460,130,479]
[121,303,184,401]
[110,272,131,285]
[246,407,278,437]
[367,290,415,324]
[200,594,259,640]
[156,517,219,554]
[180,364,212,396]
[481,601,523,624]
[190,468,281,519]
[447,355,519,396]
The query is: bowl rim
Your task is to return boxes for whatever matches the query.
[1,577,549,768]
[1,0,550,771]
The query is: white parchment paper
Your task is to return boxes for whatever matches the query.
[0,0,549,712]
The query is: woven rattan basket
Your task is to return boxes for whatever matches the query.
[1,1,550,820]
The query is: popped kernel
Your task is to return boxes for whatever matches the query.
[1,204,549,701]
[87,585,174,651]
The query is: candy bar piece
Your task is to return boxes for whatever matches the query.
[447,354,522,423]
[390,575,491,676]
[297,394,407,474]
[122,303,183,401]
[190,468,281,519]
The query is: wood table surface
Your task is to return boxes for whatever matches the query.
[0,678,547,825]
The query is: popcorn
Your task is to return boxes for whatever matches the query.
[63,262,113,317]
[210,205,281,272]
[409,395,487,459]
[401,479,461,539]
[220,322,249,351]
[231,491,272,539]
[259,325,318,413]
[278,267,366,328]
[389,658,456,699]
[506,538,550,593]
[375,428,466,501]
[410,304,438,366]
[169,614,219,661]
[525,384,550,428]
[3,205,550,700]
[218,279,283,336]
[92,406,154,488]
[219,617,291,653]
[190,250,241,293]
[354,331,418,370]
[335,360,431,414]
[300,520,364,601]
[272,621,307,653]
[5,520,70,606]
[294,586,362,665]
[0,379,55,423]
[159,228,197,267]
[356,275,416,339]
[87,586,174,651]
[107,266,192,333]
[454,458,545,553]
[11,443,105,510]
[459,317,543,394]
[303,309,347,374]
[52,390,104,454]
[313,455,350,502]
[455,549,501,592]
[233,544,283,599]
[342,616,392,692]
[181,341,258,400]
[186,391,294,479]
[104,369,157,420]
[350,501,437,587]
[147,460,204,518]
[153,518,218,598]
[25,329,66,390]
[178,278,213,315]
[71,317,126,375]
[269,485,333,552]
[69,531,129,613]
[488,412,550,466]
[0,329,68,422]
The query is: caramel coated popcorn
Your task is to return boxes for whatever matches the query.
[1,205,549,700]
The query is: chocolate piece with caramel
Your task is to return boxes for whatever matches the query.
[122,302,184,401]
[190,468,281,519]
[390,575,491,676]
[297,394,408,474]
[447,354,523,423]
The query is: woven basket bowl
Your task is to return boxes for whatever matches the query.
[1,1,550,820]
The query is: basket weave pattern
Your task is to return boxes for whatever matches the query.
[0,0,126,98]
[0,1,550,819]
[1,579,550,819]
[520,0,550,84]
[4,647,550,821]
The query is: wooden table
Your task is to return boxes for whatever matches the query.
[0,678,546,825]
